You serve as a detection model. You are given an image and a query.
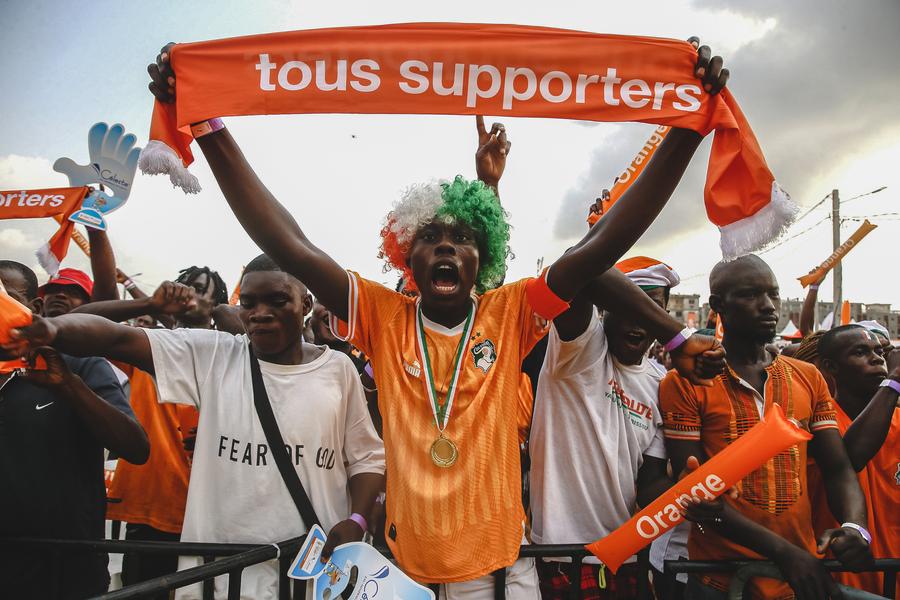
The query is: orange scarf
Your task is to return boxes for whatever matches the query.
[141,23,795,257]
[0,187,90,275]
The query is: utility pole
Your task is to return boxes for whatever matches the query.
[832,189,842,324]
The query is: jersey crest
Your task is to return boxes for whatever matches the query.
[471,340,497,373]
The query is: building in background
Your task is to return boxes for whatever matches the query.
[691,299,900,339]
[668,294,703,329]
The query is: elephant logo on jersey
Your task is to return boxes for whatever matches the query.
[472,340,497,373]
[894,462,900,486]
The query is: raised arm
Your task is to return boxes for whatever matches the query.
[799,271,826,336]
[3,313,154,374]
[555,266,725,385]
[475,115,510,199]
[547,42,727,301]
[548,126,703,300]
[148,46,349,319]
[842,366,899,470]
[87,228,119,302]
[118,268,149,300]
[73,280,196,327]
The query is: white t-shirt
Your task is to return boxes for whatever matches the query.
[529,310,666,564]
[145,328,385,600]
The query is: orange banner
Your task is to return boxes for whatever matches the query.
[586,403,811,573]
[608,125,671,206]
[144,23,790,257]
[53,214,91,256]
[798,220,877,288]
[1,187,91,274]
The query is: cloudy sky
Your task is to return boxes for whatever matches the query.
[2,0,898,311]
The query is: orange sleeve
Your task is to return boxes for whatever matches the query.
[508,278,552,360]
[660,371,702,441]
[810,369,839,432]
[329,271,406,358]
[524,268,569,321]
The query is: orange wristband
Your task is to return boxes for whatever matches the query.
[525,269,570,321]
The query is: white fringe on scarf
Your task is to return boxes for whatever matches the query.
[35,243,60,278]
[719,181,798,260]
[138,140,202,194]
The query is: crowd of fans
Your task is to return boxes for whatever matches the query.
[0,39,897,600]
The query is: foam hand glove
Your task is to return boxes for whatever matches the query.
[53,123,141,227]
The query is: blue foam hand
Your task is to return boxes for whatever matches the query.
[53,122,141,215]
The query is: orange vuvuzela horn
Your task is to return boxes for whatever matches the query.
[586,403,810,573]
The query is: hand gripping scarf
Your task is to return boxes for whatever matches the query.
[140,22,796,258]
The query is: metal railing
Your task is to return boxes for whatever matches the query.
[667,558,900,600]
[2,536,897,600]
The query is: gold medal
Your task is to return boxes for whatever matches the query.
[415,300,476,470]
[430,435,459,468]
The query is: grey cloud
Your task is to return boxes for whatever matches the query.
[554,0,900,246]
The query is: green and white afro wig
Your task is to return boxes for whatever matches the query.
[379,176,511,294]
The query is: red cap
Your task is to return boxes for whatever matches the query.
[38,268,93,299]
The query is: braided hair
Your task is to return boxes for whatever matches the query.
[175,266,228,306]
[793,330,827,365]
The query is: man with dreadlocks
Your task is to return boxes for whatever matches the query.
[145,38,727,597]
[173,266,229,328]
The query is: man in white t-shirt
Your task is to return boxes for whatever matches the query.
[530,257,697,599]
[4,254,386,600]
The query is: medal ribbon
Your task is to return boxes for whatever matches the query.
[415,300,476,432]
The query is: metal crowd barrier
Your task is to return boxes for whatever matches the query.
[1,536,897,599]
[667,558,900,600]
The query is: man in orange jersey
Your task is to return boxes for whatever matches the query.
[809,325,899,597]
[661,256,872,600]
[144,38,728,597]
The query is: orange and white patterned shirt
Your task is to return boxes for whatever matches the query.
[333,272,550,583]
[661,355,838,600]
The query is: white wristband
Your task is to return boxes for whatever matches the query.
[841,522,871,545]
[879,378,900,395]
[664,327,694,353]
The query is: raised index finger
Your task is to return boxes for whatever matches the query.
[476,115,487,138]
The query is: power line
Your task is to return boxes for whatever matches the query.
[794,193,831,224]
[674,188,890,284]
[843,212,900,220]
[759,215,831,254]
[791,186,887,224]
[840,186,887,205]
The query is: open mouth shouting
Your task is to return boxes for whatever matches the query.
[623,329,648,349]
[431,262,460,296]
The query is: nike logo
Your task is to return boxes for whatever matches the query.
[35,402,54,410]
